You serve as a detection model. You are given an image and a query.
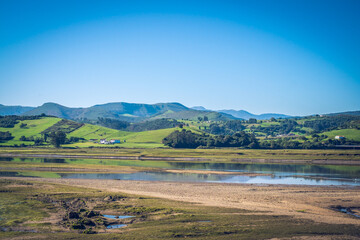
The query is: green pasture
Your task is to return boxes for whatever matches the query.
[322,129,360,141]
[67,124,129,140]
[260,121,280,127]
[0,117,61,140]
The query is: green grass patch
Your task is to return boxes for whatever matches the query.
[322,129,360,141]
[0,117,61,140]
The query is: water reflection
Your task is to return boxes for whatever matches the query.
[1,170,358,186]
[1,157,360,186]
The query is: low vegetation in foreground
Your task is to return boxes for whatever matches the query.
[1,178,359,240]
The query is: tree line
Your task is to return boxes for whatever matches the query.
[162,129,259,149]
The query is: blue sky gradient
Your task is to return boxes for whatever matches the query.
[0,0,359,115]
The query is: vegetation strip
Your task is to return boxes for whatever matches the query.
[1,153,360,165]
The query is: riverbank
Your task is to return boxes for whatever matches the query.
[1,147,360,165]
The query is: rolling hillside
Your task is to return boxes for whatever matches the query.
[0,116,184,148]
[1,114,360,149]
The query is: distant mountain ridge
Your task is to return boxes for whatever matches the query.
[1,102,358,121]
[191,107,291,120]
[0,104,35,116]
[22,102,192,122]
[219,109,291,120]
[326,110,360,116]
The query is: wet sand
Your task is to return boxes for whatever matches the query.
[24,178,360,226]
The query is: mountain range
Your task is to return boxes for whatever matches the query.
[191,106,291,120]
[0,104,35,116]
[1,102,358,121]
[0,102,235,122]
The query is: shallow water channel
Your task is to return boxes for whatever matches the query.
[1,157,360,186]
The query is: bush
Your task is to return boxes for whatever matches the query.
[0,131,14,141]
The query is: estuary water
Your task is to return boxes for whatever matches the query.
[1,157,360,186]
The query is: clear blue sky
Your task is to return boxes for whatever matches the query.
[0,0,359,115]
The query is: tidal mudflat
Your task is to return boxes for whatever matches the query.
[1,178,360,240]
[1,155,360,239]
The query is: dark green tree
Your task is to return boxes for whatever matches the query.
[49,131,66,148]
[248,118,257,124]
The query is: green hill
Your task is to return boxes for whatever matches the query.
[322,129,360,142]
[0,117,61,146]
[0,116,182,148]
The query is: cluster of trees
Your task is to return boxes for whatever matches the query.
[253,119,301,136]
[97,118,130,130]
[163,129,360,149]
[127,119,180,132]
[0,131,13,141]
[197,116,209,122]
[204,120,245,135]
[303,115,360,133]
[48,131,67,148]
[259,137,357,149]
[162,129,258,149]
[17,131,83,147]
[89,118,180,132]
[19,135,43,145]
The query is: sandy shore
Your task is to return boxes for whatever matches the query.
[24,178,360,226]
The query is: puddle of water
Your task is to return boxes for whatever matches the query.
[103,215,134,219]
[339,208,360,218]
[106,224,127,229]
[197,220,211,223]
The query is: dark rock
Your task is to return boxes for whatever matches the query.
[83,219,95,226]
[68,211,79,219]
[85,210,99,218]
